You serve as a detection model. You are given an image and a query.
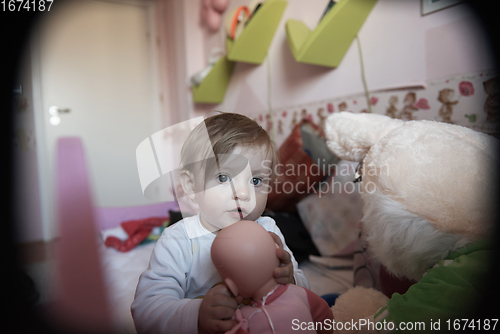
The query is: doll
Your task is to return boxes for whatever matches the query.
[211,221,333,334]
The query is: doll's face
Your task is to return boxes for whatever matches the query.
[188,145,271,233]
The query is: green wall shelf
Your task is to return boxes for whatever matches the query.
[286,0,377,68]
[192,56,235,104]
[226,0,287,64]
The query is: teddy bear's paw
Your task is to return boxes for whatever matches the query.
[331,287,389,334]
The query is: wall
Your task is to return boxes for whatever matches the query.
[13,46,44,243]
[183,0,497,147]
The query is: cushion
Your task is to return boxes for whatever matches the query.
[296,160,363,256]
[266,120,338,213]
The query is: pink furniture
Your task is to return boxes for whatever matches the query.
[51,137,178,332]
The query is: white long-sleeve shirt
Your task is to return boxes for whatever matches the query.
[131,214,309,333]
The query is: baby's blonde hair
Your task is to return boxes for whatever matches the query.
[180,112,277,185]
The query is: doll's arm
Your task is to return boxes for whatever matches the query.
[304,288,334,334]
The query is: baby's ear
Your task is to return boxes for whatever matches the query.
[325,112,404,162]
[224,278,239,297]
[178,170,196,202]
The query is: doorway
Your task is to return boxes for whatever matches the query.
[31,0,161,240]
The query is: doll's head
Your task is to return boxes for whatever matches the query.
[211,220,280,301]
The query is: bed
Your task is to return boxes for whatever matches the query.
[52,136,357,334]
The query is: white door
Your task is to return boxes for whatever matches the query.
[32,0,161,240]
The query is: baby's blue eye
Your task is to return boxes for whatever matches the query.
[217,174,230,183]
[252,177,262,186]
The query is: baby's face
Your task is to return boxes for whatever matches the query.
[192,144,272,233]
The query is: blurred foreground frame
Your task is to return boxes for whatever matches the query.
[5,0,500,332]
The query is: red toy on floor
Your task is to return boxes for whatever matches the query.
[105,217,169,252]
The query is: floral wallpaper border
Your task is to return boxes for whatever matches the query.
[255,70,499,148]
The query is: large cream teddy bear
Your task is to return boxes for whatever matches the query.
[324,112,498,333]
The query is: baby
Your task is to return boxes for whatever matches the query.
[131,112,309,333]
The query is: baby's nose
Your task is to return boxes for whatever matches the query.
[232,181,251,202]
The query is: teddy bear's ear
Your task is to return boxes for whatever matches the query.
[324,112,404,162]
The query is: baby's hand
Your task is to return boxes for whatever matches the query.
[198,284,238,334]
[269,232,295,285]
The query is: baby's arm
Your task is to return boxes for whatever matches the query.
[198,284,238,334]
[261,217,310,289]
[269,231,295,285]
[131,228,200,333]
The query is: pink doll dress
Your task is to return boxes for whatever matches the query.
[226,284,332,334]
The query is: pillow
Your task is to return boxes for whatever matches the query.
[266,120,338,213]
[296,160,363,256]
